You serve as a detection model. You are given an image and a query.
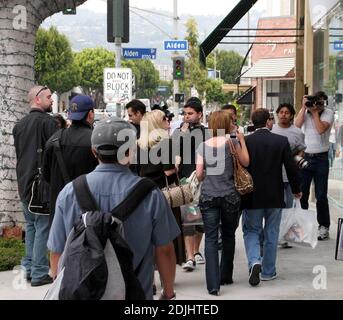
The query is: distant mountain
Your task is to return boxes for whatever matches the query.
[42,8,260,65]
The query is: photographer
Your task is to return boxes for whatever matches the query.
[295,91,334,240]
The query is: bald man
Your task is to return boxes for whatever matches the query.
[13,85,57,286]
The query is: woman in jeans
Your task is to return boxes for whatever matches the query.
[196,111,249,295]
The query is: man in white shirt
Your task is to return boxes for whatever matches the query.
[295,91,334,240]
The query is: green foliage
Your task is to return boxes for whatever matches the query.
[0,238,25,271]
[205,79,231,104]
[122,59,159,98]
[75,48,115,91]
[35,27,80,93]
[208,50,244,84]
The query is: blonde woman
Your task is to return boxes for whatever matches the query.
[138,110,186,266]
[196,111,249,296]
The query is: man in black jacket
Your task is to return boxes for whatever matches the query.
[13,85,57,286]
[43,95,98,227]
[241,109,301,286]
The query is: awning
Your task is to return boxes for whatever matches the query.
[237,86,255,105]
[241,57,295,78]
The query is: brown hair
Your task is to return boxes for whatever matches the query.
[208,111,232,136]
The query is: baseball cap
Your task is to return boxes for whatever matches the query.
[68,95,94,121]
[91,117,137,155]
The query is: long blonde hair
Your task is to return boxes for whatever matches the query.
[138,110,169,149]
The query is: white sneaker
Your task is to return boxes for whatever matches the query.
[182,260,195,271]
[318,226,329,240]
[194,252,205,264]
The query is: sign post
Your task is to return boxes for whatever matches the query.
[103,68,132,105]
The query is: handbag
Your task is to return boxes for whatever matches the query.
[335,218,343,261]
[28,124,50,215]
[162,173,193,208]
[227,138,254,195]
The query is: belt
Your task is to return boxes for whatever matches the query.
[305,151,328,157]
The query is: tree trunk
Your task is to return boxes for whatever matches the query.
[0,0,87,223]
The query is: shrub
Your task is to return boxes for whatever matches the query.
[0,238,25,271]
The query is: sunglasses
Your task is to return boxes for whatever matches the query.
[35,86,49,97]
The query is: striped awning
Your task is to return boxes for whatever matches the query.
[241,57,295,78]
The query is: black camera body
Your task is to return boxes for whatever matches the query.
[305,95,318,108]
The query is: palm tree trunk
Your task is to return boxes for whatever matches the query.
[0,0,87,223]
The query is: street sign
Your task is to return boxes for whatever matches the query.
[334,41,343,50]
[103,68,132,104]
[122,48,157,60]
[164,40,188,51]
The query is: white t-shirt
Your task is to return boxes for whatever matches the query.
[302,108,334,153]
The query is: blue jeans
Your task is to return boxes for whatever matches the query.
[21,202,50,282]
[300,153,330,228]
[200,196,240,293]
[242,208,282,278]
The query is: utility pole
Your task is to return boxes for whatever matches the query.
[173,0,179,118]
[115,36,122,117]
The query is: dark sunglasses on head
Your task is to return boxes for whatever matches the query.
[35,86,49,97]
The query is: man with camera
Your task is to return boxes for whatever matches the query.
[295,91,334,240]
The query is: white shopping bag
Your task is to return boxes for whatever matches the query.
[279,199,318,248]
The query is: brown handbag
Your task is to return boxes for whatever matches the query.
[162,173,193,208]
[227,138,254,195]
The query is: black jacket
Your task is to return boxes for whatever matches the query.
[241,129,301,210]
[13,109,57,203]
[43,122,98,220]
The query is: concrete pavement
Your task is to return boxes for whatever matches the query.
[0,189,342,300]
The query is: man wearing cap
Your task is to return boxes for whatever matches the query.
[13,85,57,286]
[48,117,180,300]
[43,95,98,227]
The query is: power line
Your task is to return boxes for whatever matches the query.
[130,6,176,20]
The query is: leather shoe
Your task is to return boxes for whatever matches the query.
[31,275,53,287]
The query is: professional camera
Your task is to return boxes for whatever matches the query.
[294,155,309,169]
[305,95,319,108]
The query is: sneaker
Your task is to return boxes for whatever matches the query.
[182,259,196,271]
[194,252,205,264]
[31,275,53,287]
[261,273,278,281]
[26,273,31,282]
[279,241,293,249]
[318,226,329,241]
[248,263,261,287]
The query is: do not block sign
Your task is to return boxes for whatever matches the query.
[103,68,132,104]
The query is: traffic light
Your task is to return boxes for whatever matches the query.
[107,0,130,43]
[336,56,343,80]
[62,1,76,15]
[173,56,185,80]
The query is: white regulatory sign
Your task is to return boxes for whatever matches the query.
[103,68,132,104]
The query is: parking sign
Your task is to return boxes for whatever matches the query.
[103,68,132,104]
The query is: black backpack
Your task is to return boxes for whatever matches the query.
[58,175,156,300]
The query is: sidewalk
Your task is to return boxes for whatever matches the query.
[0,203,342,300]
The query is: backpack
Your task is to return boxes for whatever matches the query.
[44,175,156,300]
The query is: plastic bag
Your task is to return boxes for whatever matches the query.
[186,171,202,205]
[279,199,318,248]
[180,204,203,226]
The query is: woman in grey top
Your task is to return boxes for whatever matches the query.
[196,111,249,296]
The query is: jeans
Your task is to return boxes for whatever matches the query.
[328,143,336,168]
[21,202,50,282]
[200,196,240,293]
[300,153,330,228]
[242,208,282,278]
[284,182,294,209]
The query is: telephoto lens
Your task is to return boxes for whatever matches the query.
[294,155,309,169]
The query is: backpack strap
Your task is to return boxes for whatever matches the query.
[52,129,71,184]
[73,175,98,212]
[111,178,157,221]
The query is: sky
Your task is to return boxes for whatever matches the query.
[80,0,269,16]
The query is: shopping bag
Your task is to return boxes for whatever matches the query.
[335,218,343,261]
[186,171,202,205]
[180,204,203,226]
[279,199,318,248]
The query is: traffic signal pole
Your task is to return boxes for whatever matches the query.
[173,0,180,119]
[115,36,122,117]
